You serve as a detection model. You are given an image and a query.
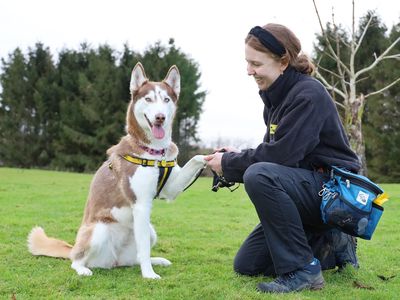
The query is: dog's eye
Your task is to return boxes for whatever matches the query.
[164,97,170,103]
[145,97,152,102]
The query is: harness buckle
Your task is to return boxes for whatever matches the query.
[141,159,148,166]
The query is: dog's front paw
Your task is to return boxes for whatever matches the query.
[71,261,93,276]
[151,257,172,266]
[192,155,206,166]
[76,267,93,276]
[142,271,161,279]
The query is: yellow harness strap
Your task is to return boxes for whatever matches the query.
[120,154,176,198]
[121,155,176,167]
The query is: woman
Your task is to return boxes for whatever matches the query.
[205,23,360,293]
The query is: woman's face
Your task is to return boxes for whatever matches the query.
[245,44,286,90]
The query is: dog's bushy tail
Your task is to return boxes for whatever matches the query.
[27,226,73,259]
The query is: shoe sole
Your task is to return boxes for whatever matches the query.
[257,279,325,293]
[310,279,325,290]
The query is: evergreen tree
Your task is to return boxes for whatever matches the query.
[53,44,125,171]
[26,43,60,167]
[1,40,205,171]
[0,44,57,167]
[0,48,30,166]
[52,45,90,171]
[364,22,400,182]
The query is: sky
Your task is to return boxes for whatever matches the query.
[1,0,399,148]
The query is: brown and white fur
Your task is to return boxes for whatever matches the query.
[27,62,206,279]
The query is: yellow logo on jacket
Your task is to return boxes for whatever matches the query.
[270,124,278,135]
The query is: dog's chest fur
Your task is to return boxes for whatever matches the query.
[129,165,160,200]
[82,136,178,224]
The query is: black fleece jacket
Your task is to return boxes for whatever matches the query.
[221,67,360,182]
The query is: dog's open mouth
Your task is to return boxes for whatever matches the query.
[144,114,165,139]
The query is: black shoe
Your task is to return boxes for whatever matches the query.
[332,229,359,269]
[257,259,325,293]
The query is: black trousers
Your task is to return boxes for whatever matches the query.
[235,162,331,276]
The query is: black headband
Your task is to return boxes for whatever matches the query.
[248,26,286,56]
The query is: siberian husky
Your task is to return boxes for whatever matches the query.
[27,62,206,279]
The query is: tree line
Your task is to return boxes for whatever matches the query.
[0,39,205,172]
[0,12,399,182]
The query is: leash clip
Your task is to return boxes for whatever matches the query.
[211,171,239,192]
[160,151,167,167]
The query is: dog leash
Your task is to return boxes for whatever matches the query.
[183,167,206,192]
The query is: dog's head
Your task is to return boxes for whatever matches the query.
[126,62,180,145]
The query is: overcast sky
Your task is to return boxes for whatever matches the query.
[1,0,399,148]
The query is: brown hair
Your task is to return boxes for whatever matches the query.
[246,23,315,75]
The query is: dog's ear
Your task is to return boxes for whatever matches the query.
[130,62,148,94]
[163,65,180,99]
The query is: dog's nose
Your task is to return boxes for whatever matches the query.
[155,113,166,125]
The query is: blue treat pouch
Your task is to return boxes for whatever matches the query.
[319,166,388,240]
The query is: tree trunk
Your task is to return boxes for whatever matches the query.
[345,94,367,175]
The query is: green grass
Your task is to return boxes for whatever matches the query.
[0,167,399,299]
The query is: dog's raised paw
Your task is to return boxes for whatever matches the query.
[193,155,206,165]
[151,257,172,266]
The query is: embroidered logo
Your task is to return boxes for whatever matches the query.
[356,190,369,205]
[270,124,278,135]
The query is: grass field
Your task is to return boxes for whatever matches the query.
[0,167,399,299]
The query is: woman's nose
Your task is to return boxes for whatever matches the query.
[247,64,255,76]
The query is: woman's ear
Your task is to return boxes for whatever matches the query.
[280,56,289,74]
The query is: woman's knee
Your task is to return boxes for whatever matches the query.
[243,162,280,198]
[233,252,259,276]
[233,252,275,277]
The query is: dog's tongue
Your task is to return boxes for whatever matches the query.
[152,125,165,139]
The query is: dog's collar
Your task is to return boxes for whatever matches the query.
[120,154,176,168]
[138,144,166,156]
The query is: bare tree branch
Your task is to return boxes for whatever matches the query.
[365,78,400,99]
[353,14,374,56]
[382,54,400,60]
[352,0,355,46]
[339,35,351,48]
[312,0,400,174]
[330,6,348,94]
[333,100,346,110]
[319,50,340,62]
[355,36,400,78]
[355,76,369,85]
[312,0,351,75]
[316,64,342,79]
[315,70,347,101]
[334,25,349,95]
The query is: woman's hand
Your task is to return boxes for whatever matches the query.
[205,146,240,175]
[204,152,224,175]
[214,146,241,153]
